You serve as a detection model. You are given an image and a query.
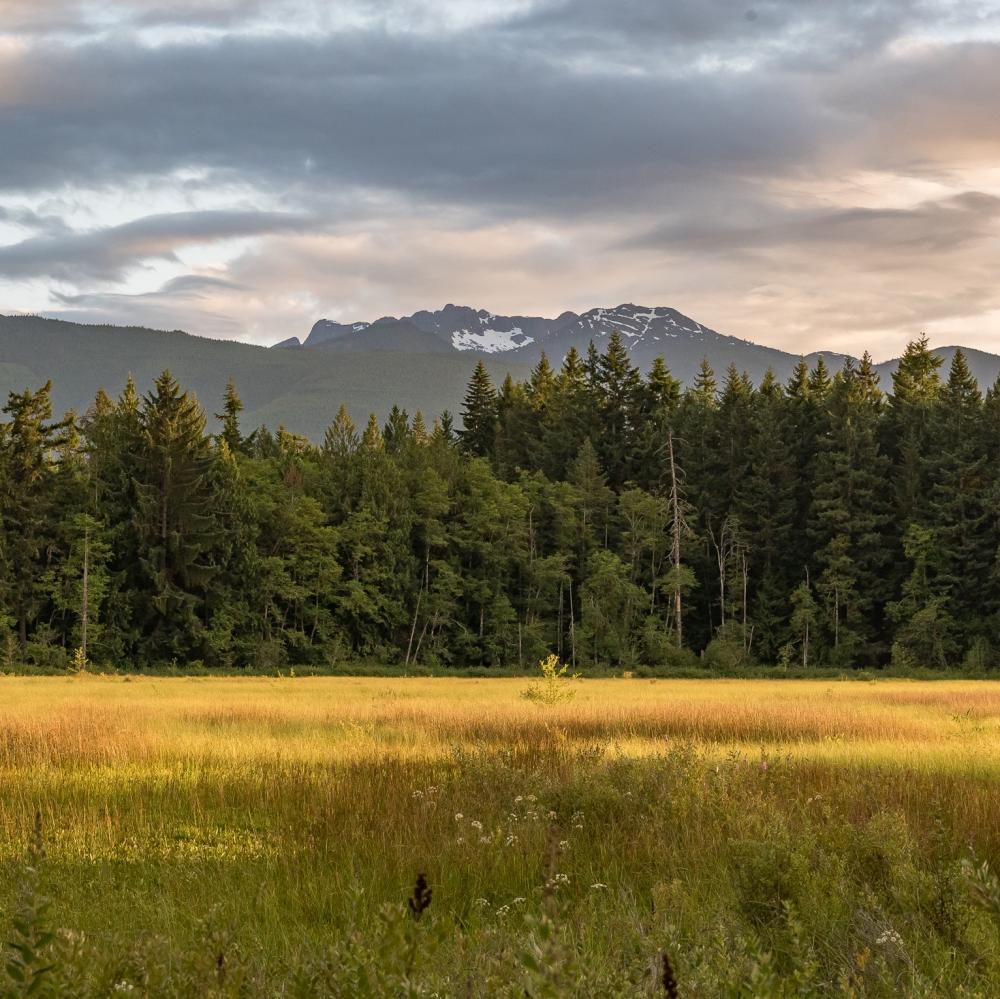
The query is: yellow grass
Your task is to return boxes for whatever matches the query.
[0,674,997,767]
[0,675,998,993]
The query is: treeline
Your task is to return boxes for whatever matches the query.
[0,332,997,670]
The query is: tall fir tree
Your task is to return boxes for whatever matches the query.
[459,361,498,459]
[132,371,222,661]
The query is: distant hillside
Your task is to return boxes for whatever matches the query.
[0,315,533,440]
[2,310,998,440]
[872,345,1000,392]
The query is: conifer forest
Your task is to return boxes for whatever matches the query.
[1,331,995,673]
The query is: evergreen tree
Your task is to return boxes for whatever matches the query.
[884,334,942,525]
[809,356,892,663]
[925,350,992,653]
[887,524,956,668]
[215,378,244,453]
[494,374,535,477]
[383,405,411,455]
[459,361,497,459]
[0,383,69,651]
[540,346,593,480]
[131,371,222,661]
[594,331,643,486]
[737,370,796,661]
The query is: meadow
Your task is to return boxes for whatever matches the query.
[0,675,998,996]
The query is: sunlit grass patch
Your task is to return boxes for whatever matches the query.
[0,675,997,994]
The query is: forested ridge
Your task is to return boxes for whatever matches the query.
[0,330,996,670]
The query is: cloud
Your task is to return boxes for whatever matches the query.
[48,273,252,337]
[628,191,1000,255]
[0,30,830,215]
[506,0,931,66]
[0,209,317,282]
[1,0,999,356]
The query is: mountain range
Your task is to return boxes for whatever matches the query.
[2,304,999,441]
[279,302,845,376]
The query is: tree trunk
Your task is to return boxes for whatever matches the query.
[568,580,577,670]
[667,430,683,648]
[80,524,90,658]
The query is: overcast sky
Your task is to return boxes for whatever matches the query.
[2,0,1000,356]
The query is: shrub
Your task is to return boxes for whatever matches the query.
[522,654,579,705]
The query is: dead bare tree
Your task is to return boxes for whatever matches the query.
[666,429,686,648]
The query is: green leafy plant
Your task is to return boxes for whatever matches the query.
[522,655,579,705]
[5,812,56,997]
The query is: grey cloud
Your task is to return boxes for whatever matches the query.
[3,0,1000,354]
[1,7,996,221]
[0,205,72,235]
[507,0,930,64]
[629,191,1000,256]
[49,273,250,336]
[0,209,316,282]
[0,30,827,211]
[0,1,270,36]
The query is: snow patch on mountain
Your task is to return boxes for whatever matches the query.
[452,327,535,353]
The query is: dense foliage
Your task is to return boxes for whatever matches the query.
[1,333,998,669]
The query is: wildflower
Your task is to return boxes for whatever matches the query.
[505,834,517,846]
[514,795,524,803]
[547,810,557,820]
[474,898,490,908]
[526,794,537,802]
[496,904,510,918]
[512,897,526,904]
[479,835,491,844]
[590,882,608,890]
[876,929,904,948]
[470,819,483,831]
[558,840,569,851]
[412,789,424,798]
[454,813,464,822]
[456,836,465,844]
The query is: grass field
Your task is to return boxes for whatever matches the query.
[1,675,999,996]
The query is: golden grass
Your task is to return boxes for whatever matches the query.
[0,675,996,858]
[0,674,998,993]
[0,674,996,765]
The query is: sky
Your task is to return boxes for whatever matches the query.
[2,0,1000,357]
